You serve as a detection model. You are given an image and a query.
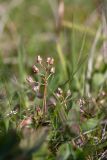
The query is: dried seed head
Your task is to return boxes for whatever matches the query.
[50,58,54,65]
[36,106,41,112]
[47,57,54,65]
[57,88,63,94]
[37,55,42,64]
[32,65,39,74]
[36,106,43,116]
[50,67,55,74]
[32,84,40,92]
[56,87,63,97]
[101,91,106,97]
[46,57,51,64]
[26,76,34,84]
[78,98,85,107]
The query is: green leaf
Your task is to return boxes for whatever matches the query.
[82,118,98,131]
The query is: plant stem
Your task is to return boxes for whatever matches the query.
[43,78,47,114]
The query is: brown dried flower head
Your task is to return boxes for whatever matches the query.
[56,87,63,97]
[32,65,39,74]
[32,83,40,92]
[47,57,54,65]
[37,55,42,64]
[50,67,55,74]
[36,106,43,117]
[78,98,85,107]
[26,76,34,84]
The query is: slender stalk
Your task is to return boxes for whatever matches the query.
[43,78,47,114]
[56,42,67,78]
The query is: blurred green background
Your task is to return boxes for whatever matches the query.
[0,0,103,85]
[0,0,107,159]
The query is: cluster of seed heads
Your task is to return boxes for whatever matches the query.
[56,87,71,98]
[32,55,55,74]
[56,88,63,98]
[26,55,72,114]
[26,55,55,93]
[26,55,55,114]
[55,87,72,109]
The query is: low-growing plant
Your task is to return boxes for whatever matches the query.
[0,54,107,160]
[24,55,107,160]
